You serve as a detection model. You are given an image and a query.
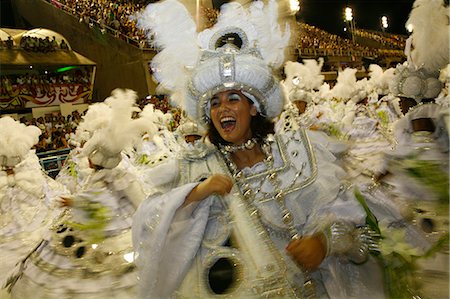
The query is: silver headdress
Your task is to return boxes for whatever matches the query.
[389,0,448,102]
[135,0,291,127]
[176,118,207,137]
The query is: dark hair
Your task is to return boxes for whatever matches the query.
[207,112,274,147]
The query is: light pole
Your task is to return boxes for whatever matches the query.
[344,7,355,42]
[381,16,388,32]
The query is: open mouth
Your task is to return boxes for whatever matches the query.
[220,116,236,132]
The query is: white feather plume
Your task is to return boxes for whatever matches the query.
[407,0,449,71]
[284,58,324,91]
[330,68,358,101]
[73,102,112,143]
[81,89,151,157]
[249,0,291,68]
[140,103,172,135]
[134,0,200,108]
[198,2,258,50]
[0,116,41,159]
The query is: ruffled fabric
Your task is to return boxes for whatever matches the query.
[0,154,67,290]
[9,166,144,299]
[132,129,383,299]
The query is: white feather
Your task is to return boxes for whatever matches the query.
[134,0,200,109]
[407,0,449,71]
[0,117,41,159]
[82,89,151,157]
[249,0,291,68]
[330,68,358,101]
[73,102,112,144]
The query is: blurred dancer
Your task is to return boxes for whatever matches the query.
[8,90,149,299]
[0,117,67,298]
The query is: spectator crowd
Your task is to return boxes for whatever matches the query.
[46,0,151,48]
[1,68,92,96]
[14,93,180,153]
[20,110,83,152]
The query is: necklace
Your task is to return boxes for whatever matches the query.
[221,134,318,298]
[219,138,258,154]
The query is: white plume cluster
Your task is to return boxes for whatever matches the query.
[72,102,112,145]
[283,58,324,92]
[135,0,291,113]
[0,116,41,160]
[199,2,258,51]
[248,0,291,68]
[81,89,152,158]
[367,64,396,95]
[330,68,359,101]
[407,0,449,72]
[133,0,200,108]
[140,103,172,134]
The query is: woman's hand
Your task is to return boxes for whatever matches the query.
[286,234,327,271]
[184,174,233,206]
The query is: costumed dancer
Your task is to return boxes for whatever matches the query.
[0,117,67,298]
[56,102,112,194]
[342,67,397,187]
[277,59,349,160]
[8,89,150,299]
[365,0,449,297]
[132,1,383,298]
[132,102,178,167]
[131,103,181,196]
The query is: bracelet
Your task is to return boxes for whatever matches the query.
[326,221,379,264]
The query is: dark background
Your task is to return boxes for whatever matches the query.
[1,0,418,35]
[212,0,416,35]
[299,0,415,35]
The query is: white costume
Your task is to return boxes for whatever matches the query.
[130,1,393,298]
[8,89,149,299]
[133,129,384,298]
[0,118,67,297]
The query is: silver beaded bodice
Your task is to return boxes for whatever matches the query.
[176,129,319,298]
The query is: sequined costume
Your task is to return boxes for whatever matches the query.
[9,163,145,299]
[0,152,66,292]
[132,129,385,298]
[9,89,149,299]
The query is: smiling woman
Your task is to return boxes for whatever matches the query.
[132,0,385,298]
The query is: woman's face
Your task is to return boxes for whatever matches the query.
[210,90,257,145]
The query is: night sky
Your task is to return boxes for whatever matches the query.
[299,0,415,35]
[1,0,416,36]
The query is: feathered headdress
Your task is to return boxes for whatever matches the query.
[140,103,172,132]
[330,68,359,101]
[81,89,153,169]
[406,0,449,72]
[282,58,324,104]
[135,0,291,126]
[70,102,112,147]
[390,0,448,101]
[0,117,41,168]
[367,64,396,96]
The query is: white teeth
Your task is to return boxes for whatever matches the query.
[220,116,235,123]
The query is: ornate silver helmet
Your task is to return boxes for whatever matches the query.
[135,0,291,127]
